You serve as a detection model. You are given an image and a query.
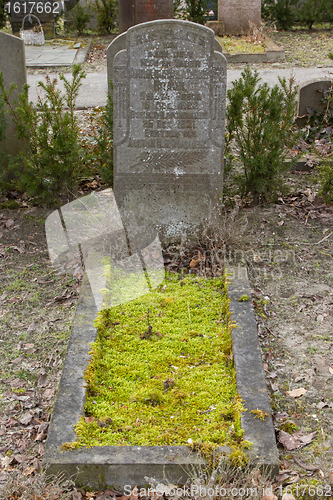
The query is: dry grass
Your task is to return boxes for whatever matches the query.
[0,468,77,500]
[0,469,75,500]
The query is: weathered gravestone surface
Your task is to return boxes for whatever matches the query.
[0,31,27,157]
[297,79,332,127]
[109,20,226,239]
[207,0,261,35]
[119,0,173,33]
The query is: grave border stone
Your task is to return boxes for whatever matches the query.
[43,267,279,489]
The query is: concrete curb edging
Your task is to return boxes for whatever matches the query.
[217,36,285,64]
[75,40,92,65]
[226,266,279,474]
[44,269,279,490]
[25,40,91,68]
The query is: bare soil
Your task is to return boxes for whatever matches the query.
[232,173,333,473]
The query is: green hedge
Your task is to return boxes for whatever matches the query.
[0,0,8,29]
[262,0,333,30]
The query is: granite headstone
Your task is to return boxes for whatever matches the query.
[207,0,261,35]
[110,20,226,239]
[0,31,27,157]
[118,0,173,33]
[10,0,56,38]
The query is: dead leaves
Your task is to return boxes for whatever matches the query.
[35,422,49,441]
[37,370,48,388]
[19,412,33,426]
[45,288,78,308]
[27,321,36,334]
[262,491,278,500]
[278,429,317,451]
[189,253,204,268]
[286,388,307,398]
[71,486,140,500]
[292,455,319,471]
[42,388,54,400]
[86,43,107,64]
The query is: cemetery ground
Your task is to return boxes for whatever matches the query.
[24,23,333,75]
[1,25,333,500]
[1,174,333,498]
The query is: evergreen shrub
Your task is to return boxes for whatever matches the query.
[95,84,113,186]
[0,64,88,205]
[174,0,209,24]
[0,0,7,29]
[261,0,297,30]
[93,0,117,33]
[295,0,325,29]
[69,3,91,34]
[262,0,333,30]
[226,66,299,203]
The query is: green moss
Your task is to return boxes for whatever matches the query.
[283,479,327,500]
[74,273,244,450]
[218,36,266,54]
[250,409,269,420]
[238,295,249,302]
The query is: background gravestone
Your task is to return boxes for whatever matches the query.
[10,0,56,38]
[207,0,261,35]
[110,20,226,239]
[297,79,332,127]
[118,0,173,33]
[0,32,27,158]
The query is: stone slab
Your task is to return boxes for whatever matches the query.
[25,44,78,67]
[217,0,261,35]
[210,34,285,63]
[24,40,91,67]
[43,267,279,489]
[0,31,27,157]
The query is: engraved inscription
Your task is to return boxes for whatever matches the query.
[113,21,226,175]
[128,26,211,154]
[111,20,227,235]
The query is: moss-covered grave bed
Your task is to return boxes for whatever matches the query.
[218,36,266,54]
[72,273,244,451]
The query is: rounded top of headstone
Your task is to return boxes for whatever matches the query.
[126,18,216,37]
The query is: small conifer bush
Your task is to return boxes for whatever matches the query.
[226,66,299,203]
[0,0,7,29]
[69,3,90,35]
[93,0,117,33]
[0,64,87,205]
